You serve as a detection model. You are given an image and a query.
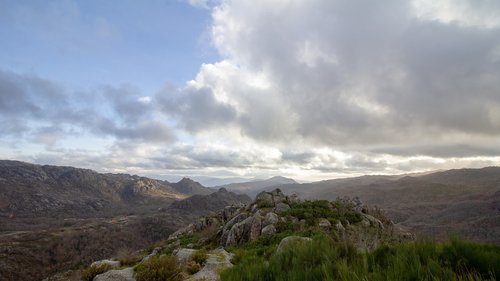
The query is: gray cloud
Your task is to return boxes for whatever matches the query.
[156,85,237,132]
[163,0,500,154]
[0,70,174,143]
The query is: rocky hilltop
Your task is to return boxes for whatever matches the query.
[72,189,410,281]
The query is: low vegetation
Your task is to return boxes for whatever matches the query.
[220,236,499,281]
[134,255,183,281]
[80,263,112,281]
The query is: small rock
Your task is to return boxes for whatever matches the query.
[141,247,161,262]
[261,224,276,236]
[94,267,135,281]
[275,236,312,254]
[362,214,384,229]
[335,221,345,232]
[175,248,196,264]
[318,218,331,229]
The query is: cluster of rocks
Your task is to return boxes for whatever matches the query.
[85,189,404,281]
[170,189,300,247]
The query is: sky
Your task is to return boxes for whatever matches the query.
[1,0,500,185]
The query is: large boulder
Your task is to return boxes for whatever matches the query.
[275,236,312,254]
[94,268,135,281]
[263,212,279,226]
[273,202,290,214]
[221,213,249,245]
[255,192,274,207]
[225,213,263,246]
[271,189,287,204]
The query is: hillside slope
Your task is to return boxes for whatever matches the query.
[0,160,188,218]
[267,167,500,244]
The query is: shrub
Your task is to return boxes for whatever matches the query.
[186,261,203,274]
[134,255,182,281]
[190,249,208,265]
[80,263,112,281]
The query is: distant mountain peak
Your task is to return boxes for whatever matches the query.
[266,176,297,184]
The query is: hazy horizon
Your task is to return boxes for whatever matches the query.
[1,0,500,181]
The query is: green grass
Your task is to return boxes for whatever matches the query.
[220,236,499,281]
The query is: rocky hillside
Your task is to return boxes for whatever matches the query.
[257,167,500,244]
[169,188,251,214]
[0,160,216,218]
[68,189,412,281]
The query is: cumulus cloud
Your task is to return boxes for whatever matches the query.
[157,0,500,154]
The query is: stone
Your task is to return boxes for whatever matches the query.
[288,193,300,204]
[221,213,248,245]
[275,236,312,254]
[273,202,291,214]
[261,224,276,236]
[263,212,279,226]
[225,213,263,246]
[335,221,345,232]
[141,247,161,262]
[270,189,287,205]
[91,259,120,269]
[255,191,274,207]
[318,218,332,229]
[249,214,263,241]
[187,248,234,281]
[94,267,135,281]
[168,223,195,240]
[223,205,241,221]
[362,214,384,229]
[175,248,196,264]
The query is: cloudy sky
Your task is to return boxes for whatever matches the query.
[1,0,500,184]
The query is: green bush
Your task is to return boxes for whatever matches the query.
[80,263,112,281]
[285,200,362,227]
[190,249,208,265]
[134,255,182,281]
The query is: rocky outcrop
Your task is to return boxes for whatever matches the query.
[91,259,121,269]
[94,268,135,281]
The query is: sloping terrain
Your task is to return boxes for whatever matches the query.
[169,188,252,214]
[261,167,500,244]
[217,176,297,197]
[0,160,186,218]
[0,161,234,281]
